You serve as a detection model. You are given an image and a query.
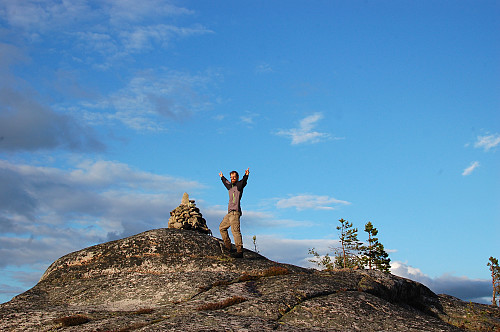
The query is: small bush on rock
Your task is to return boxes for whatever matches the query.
[54,314,90,327]
[196,296,247,311]
[238,273,259,282]
[262,266,289,277]
[133,308,154,315]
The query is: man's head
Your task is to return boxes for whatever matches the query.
[230,171,239,184]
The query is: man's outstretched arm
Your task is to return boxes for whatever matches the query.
[239,168,249,189]
[219,171,231,189]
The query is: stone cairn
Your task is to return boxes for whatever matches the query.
[168,193,211,234]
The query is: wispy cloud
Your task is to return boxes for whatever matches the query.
[0,0,194,32]
[240,112,259,126]
[0,0,92,32]
[276,194,351,211]
[0,1,216,149]
[105,0,194,24]
[276,113,332,145]
[255,63,273,74]
[462,161,480,176]
[0,0,212,65]
[474,133,500,152]
[119,24,212,53]
[78,69,216,131]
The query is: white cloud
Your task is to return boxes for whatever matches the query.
[474,133,500,152]
[462,161,480,176]
[391,261,492,304]
[276,113,332,145]
[276,194,351,211]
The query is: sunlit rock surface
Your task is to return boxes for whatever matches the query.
[1,228,498,331]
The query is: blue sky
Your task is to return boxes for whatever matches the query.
[0,0,498,305]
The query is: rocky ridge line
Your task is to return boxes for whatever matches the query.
[1,228,499,331]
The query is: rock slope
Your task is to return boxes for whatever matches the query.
[1,228,498,331]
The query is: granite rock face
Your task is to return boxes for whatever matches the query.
[1,228,499,331]
[168,193,211,234]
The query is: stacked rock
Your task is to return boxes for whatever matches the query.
[168,193,211,234]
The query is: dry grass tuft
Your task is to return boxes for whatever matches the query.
[198,285,211,292]
[262,266,289,277]
[54,314,90,327]
[133,308,154,315]
[238,273,259,282]
[116,322,149,332]
[196,296,247,311]
[212,280,231,287]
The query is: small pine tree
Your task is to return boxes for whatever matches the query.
[336,218,362,268]
[333,247,359,269]
[487,256,500,306]
[359,221,391,272]
[308,248,334,271]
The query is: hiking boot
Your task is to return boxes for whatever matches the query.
[231,246,243,258]
[223,240,234,252]
[231,251,243,258]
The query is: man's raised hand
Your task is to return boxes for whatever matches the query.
[245,168,250,176]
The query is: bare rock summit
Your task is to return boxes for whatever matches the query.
[1,228,499,331]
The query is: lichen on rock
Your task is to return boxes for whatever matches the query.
[1,228,499,331]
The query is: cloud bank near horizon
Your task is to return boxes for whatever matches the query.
[0,191,493,306]
[0,159,203,268]
[391,261,492,304]
[248,235,493,305]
